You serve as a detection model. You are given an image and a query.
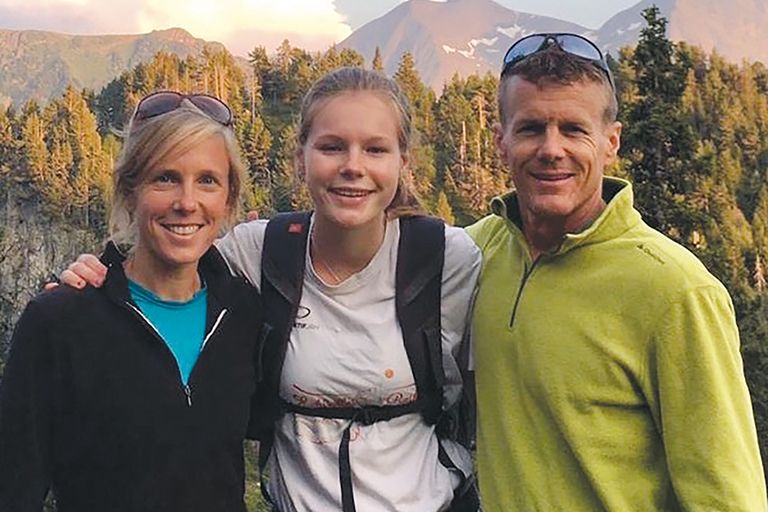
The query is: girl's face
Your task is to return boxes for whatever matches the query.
[299,91,407,233]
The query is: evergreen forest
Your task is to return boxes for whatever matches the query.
[1,7,768,509]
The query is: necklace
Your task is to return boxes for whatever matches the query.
[315,256,345,283]
[310,230,350,285]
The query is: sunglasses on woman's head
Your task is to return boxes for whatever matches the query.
[501,33,615,90]
[133,91,233,126]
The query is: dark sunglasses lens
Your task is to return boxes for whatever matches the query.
[189,95,232,125]
[504,35,546,66]
[556,35,603,62]
[135,92,183,121]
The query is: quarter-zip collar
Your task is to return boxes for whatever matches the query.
[101,241,235,334]
[489,177,642,258]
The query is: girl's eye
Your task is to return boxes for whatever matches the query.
[319,143,343,152]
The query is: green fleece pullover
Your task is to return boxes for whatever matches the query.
[466,177,766,511]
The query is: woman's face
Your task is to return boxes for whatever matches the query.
[131,134,231,273]
[299,91,406,232]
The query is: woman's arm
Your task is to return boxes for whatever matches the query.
[0,298,57,510]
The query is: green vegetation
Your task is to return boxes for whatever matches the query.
[1,8,768,506]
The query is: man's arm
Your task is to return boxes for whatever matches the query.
[0,298,56,511]
[652,284,767,511]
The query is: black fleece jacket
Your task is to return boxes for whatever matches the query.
[0,243,265,512]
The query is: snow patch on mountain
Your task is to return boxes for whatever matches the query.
[496,24,531,40]
[442,36,498,59]
[616,22,642,35]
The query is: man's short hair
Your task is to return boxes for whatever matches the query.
[498,47,618,125]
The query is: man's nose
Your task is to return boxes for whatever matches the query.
[537,127,566,162]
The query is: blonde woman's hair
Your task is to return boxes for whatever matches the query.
[297,67,425,218]
[109,98,246,249]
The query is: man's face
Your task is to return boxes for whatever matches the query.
[496,76,621,233]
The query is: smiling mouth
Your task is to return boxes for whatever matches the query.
[532,173,573,182]
[330,188,372,198]
[163,224,202,235]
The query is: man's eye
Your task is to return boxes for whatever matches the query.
[517,124,541,134]
[563,124,588,135]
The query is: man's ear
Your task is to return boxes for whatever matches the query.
[604,121,622,165]
[493,121,507,162]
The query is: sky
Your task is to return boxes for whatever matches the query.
[0,0,641,57]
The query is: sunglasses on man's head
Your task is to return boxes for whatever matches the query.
[133,91,233,126]
[501,33,615,89]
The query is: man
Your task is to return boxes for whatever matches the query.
[466,33,766,511]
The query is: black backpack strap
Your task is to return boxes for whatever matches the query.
[260,210,312,391]
[396,215,445,425]
[398,216,480,508]
[257,210,312,505]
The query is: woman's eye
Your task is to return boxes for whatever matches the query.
[199,175,217,185]
[368,146,388,154]
[154,173,175,183]
[319,144,342,152]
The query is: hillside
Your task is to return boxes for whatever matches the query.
[0,27,226,107]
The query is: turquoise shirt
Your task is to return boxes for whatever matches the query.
[128,279,207,385]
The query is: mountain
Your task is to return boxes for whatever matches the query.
[340,0,768,91]
[0,28,226,107]
[2,0,768,105]
[597,0,768,64]
[338,0,590,90]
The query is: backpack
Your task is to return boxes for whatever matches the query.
[256,211,475,512]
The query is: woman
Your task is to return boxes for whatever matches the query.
[0,91,263,511]
[55,68,481,511]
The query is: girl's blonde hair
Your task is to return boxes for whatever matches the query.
[110,98,246,249]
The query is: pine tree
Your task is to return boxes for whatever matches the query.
[393,52,437,209]
[434,190,455,225]
[372,47,384,72]
[622,6,697,239]
[238,115,273,214]
[0,107,23,214]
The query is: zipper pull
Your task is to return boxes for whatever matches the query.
[183,384,192,407]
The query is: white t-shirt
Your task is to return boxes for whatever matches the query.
[217,216,481,512]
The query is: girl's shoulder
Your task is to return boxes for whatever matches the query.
[444,224,482,269]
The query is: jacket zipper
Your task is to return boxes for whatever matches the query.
[124,302,229,407]
[510,258,539,328]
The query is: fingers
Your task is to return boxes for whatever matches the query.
[246,210,259,222]
[43,282,60,291]
[62,254,107,288]
[76,254,107,285]
[59,268,87,289]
